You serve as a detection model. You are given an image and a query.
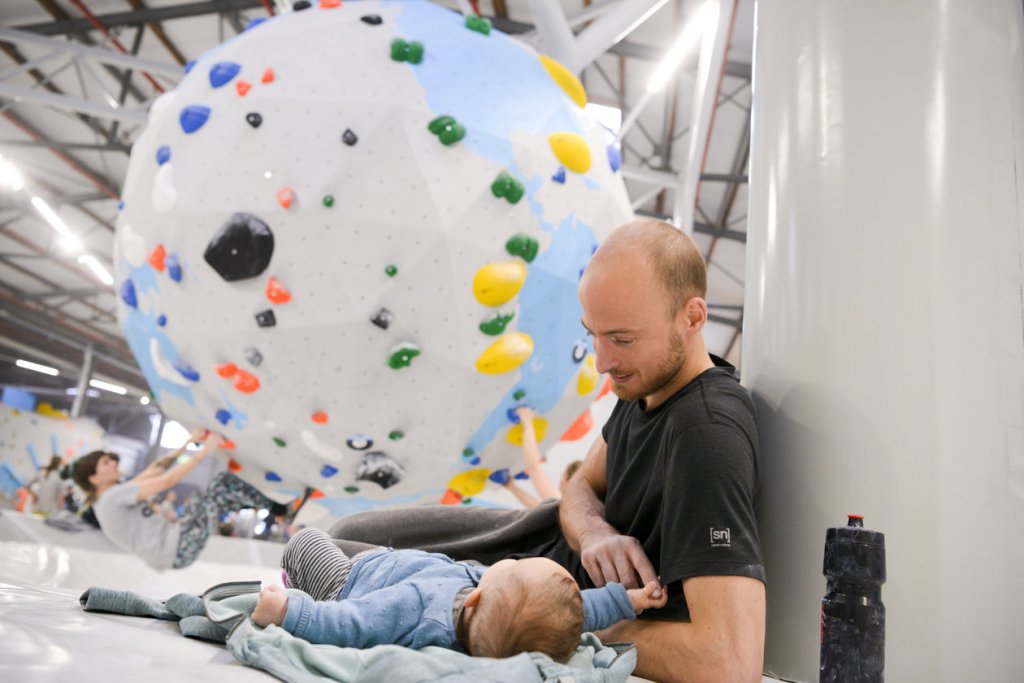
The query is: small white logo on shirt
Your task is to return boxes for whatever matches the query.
[710,527,731,547]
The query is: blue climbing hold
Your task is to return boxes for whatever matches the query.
[215,409,231,425]
[179,105,211,134]
[468,456,481,466]
[320,465,338,478]
[156,145,171,166]
[551,166,566,184]
[172,359,200,382]
[265,471,282,482]
[245,17,267,31]
[117,201,125,211]
[119,279,137,308]
[506,407,522,424]
[209,62,241,89]
[157,314,167,327]
[184,60,196,74]
[166,254,182,282]
[488,468,510,486]
[514,471,530,481]
[607,144,621,172]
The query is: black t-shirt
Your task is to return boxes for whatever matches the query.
[546,355,765,621]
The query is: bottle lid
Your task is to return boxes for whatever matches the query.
[847,514,864,527]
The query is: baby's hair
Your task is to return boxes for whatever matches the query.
[469,569,584,663]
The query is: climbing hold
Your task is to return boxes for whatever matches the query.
[390,39,425,64]
[577,354,598,394]
[440,488,462,505]
[538,55,587,108]
[346,434,372,450]
[464,15,492,35]
[261,67,274,84]
[244,18,265,31]
[184,60,196,74]
[490,171,525,204]
[488,469,510,486]
[204,212,275,282]
[560,408,594,442]
[371,308,393,330]
[551,166,566,184]
[273,437,286,448]
[384,264,398,277]
[166,254,182,282]
[361,14,383,25]
[507,417,548,446]
[514,471,530,481]
[472,260,527,306]
[255,309,277,327]
[265,471,282,482]
[157,315,167,327]
[265,276,292,304]
[220,439,236,449]
[357,451,406,489]
[607,144,622,172]
[293,0,311,9]
[505,233,540,263]
[215,409,231,425]
[309,489,325,499]
[342,128,358,146]
[311,411,329,424]
[156,146,171,165]
[597,375,613,399]
[276,187,295,209]
[236,80,251,97]
[179,105,211,134]
[215,362,238,378]
[572,341,587,362]
[513,389,526,400]
[322,195,334,208]
[172,359,200,382]
[388,430,404,441]
[506,407,522,423]
[548,132,592,174]
[448,468,490,497]
[120,279,137,309]
[228,458,242,473]
[344,486,359,494]
[244,347,263,367]
[246,112,262,128]
[320,0,341,7]
[478,310,515,336]
[462,447,475,458]
[427,115,466,145]
[209,61,241,88]
[387,342,421,369]
[147,244,167,272]
[475,333,534,374]
[320,465,338,477]
[233,369,260,393]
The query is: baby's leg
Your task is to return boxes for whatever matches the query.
[282,527,355,601]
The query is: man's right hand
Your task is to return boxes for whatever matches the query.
[579,530,658,589]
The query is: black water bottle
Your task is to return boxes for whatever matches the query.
[820,514,886,683]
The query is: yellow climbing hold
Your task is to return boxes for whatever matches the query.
[473,260,528,306]
[475,333,534,374]
[577,354,599,395]
[507,417,549,446]
[448,468,491,497]
[548,132,592,174]
[539,55,587,108]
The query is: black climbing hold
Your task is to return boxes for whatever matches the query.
[371,308,393,330]
[342,128,358,146]
[244,347,263,367]
[204,212,275,282]
[356,451,405,489]
[293,0,311,9]
[346,435,373,451]
[361,14,383,25]
[572,342,587,362]
[255,309,277,328]
[246,112,263,128]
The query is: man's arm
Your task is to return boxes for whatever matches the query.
[595,575,765,683]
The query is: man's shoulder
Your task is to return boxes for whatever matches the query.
[664,369,754,428]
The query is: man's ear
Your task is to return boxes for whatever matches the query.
[679,296,708,331]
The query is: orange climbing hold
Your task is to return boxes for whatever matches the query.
[597,375,613,399]
[261,67,275,84]
[311,411,329,424]
[228,458,242,472]
[216,362,238,378]
[148,244,166,272]
[440,488,463,505]
[309,489,325,499]
[220,439,236,450]
[265,276,292,304]
[236,80,251,96]
[560,408,594,442]
[320,0,341,7]
[276,187,295,209]
[234,369,260,394]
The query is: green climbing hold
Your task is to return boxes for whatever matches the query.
[388,342,421,369]
[273,437,286,447]
[390,39,424,64]
[464,15,492,35]
[428,115,466,145]
[385,264,398,277]
[344,486,359,494]
[479,310,515,336]
[513,389,526,400]
[462,447,475,458]
[389,430,405,441]
[461,497,474,505]
[505,233,540,263]
[322,195,334,208]
[491,171,525,204]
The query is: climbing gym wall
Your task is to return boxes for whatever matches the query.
[114,0,631,515]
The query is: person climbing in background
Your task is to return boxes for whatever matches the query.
[252,527,667,662]
[501,406,583,509]
[27,455,65,516]
[73,427,310,570]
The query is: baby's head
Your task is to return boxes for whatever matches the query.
[462,557,583,663]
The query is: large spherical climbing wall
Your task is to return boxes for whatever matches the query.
[115,0,632,514]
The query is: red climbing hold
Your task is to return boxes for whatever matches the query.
[440,488,463,505]
[220,439,236,450]
[311,411,329,424]
[236,80,251,96]
[560,408,594,442]
[228,458,242,473]
[234,370,261,394]
[277,187,294,209]
[596,375,613,399]
[309,488,325,499]
[261,67,275,84]
[265,276,292,304]
[320,0,341,7]
[148,244,166,272]
[216,363,238,378]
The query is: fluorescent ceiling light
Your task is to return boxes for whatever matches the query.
[16,359,59,376]
[78,254,114,286]
[89,378,127,395]
[646,2,717,93]
[0,156,25,191]
[30,196,72,236]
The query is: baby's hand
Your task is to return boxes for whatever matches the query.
[626,580,668,615]
[252,584,288,627]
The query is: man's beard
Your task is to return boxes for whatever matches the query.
[610,330,687,403]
